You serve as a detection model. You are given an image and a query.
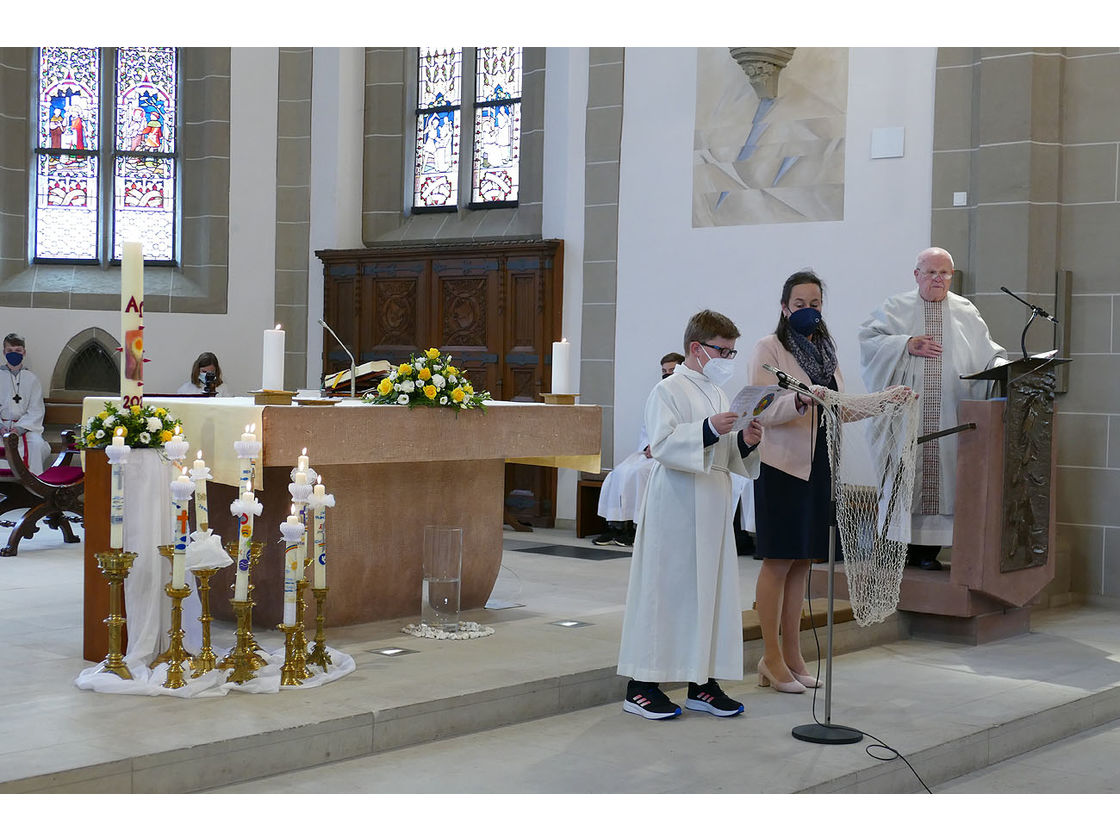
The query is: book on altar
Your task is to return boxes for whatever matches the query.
[323,360,391,392]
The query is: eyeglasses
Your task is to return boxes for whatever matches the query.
[700,342,737,359]
[921,270,954,280]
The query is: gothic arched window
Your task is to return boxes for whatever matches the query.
[34,47,179,264]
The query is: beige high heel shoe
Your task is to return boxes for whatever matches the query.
[789,669,823,689]
[757,658,806,694]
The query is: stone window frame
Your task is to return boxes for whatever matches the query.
[0,47,230,315]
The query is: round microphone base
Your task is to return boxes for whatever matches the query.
[791,722,863,745]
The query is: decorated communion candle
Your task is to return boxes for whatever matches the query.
[298,448,309,472]
[313,482,327,589]
[235,489,254,601]
[551,337,572,394]
[262,324,285,391]
[192,451,209,531]
[171,472,194,589]
[120,240,144,404]
[283,509,300,625]
[109,427,126,549]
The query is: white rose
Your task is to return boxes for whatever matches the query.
[402,380,415,393]
[103,415,118,429]
[432,374,446,388]
[449,375,458,384]
[146,417,162,432]
[396,393,410,405]
[139,431,151,444]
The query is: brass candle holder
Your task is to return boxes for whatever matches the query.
[151,545,192,668]
[94,548,137,680]
[292,577,313,679]
[161,581,193,689]
[277,622,304,686]
[220,598,264,684]
[223,539,267,659]
[306,586,332,670]
[190,567,220,677]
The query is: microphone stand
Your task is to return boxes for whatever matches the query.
[762,364,861,745]
[999,286,1059,361]
[318,318,356,399]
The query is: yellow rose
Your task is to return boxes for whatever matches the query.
[451,387,465,403]
[97,411,109,420]
[130,405,142,415]
[86,434,96,444]
[160,430,174,443]
[418,367,431,381]
[377,378,393,396]
[426,348,440,360]
[423,384,437,399]
[464,383,474,395]
[398,363,413,377]
[447,365,459,376]
[156,408,167,417]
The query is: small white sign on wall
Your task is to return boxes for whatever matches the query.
[870,126,905,159]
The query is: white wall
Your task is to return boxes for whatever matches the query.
[1,48,280,400]
[543,47,589,521]
[613,47,939,455]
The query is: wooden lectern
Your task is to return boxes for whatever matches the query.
[811,356,1071,644]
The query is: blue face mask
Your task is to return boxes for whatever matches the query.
[5,351,23,367]
[787,307,822,336]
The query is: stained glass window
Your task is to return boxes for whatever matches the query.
[113,47,178,261]
[34,47,178,264]
[413,48,462,209]
[36,47,101,261]
[471,47,521,205]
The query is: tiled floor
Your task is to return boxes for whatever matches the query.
[3,519,1120,806]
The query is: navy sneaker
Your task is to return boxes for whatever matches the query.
[685,679,744,717]
[623,680,681,720]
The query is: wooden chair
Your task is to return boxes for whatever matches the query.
[0,429,84,556]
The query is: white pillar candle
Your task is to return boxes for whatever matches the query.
[551,338,572,395]
[192,451,209,532]
[262,324,285,391]
[235,489,255,601]
[109,427,126,549]
[294,470,308,486]
[312,483,327,589]
[120,241,145,405]
[297,448,309,472]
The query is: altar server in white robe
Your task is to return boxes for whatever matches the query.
[0,334,52,475]
[593,352,685,546]
[858,247,1006,570]
[618,310,761,720]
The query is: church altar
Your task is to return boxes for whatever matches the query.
[82,397,601,650]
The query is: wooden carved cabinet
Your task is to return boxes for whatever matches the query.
[316,239,564,527]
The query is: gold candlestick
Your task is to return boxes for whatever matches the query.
[307,586,332,670]
[223,539,267,662]
[162,582,193,689]
[95,548,136,679]
[220,598,263,684]
[291,577,313,679]
[189,567,219,677]
[151,546,176,667]
[277,622,304,686]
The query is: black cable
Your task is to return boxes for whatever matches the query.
[803,565,934,794]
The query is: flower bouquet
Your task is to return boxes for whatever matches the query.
[363,348,491,412]
[78,401,185,449]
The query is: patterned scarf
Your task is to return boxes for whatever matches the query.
[787,328,838,387]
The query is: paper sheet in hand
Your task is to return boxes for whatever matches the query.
[729,385,780,432]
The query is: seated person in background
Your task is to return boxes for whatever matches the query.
[593,352,685,546]
[177,352,230,397]
[0,333,52,474]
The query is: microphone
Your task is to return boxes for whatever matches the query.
[761,362,810,394]
[318,318,357,398]
[999,286,1058,324]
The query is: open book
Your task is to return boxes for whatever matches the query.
[323,360,391,391]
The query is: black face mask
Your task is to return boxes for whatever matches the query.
[5,351,23,367]
[661,371,671,379]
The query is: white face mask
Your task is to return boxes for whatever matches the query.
[700,345,735,387]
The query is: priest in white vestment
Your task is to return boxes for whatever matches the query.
[0,334,52,475]
[617,310,761,720]
[858,248,1007,570]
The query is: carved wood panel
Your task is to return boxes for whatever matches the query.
[318,240,564,526]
